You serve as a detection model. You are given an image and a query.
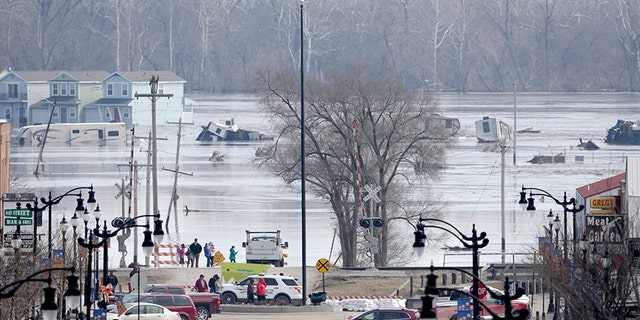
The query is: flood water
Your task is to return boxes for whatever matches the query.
[8,92,640,268]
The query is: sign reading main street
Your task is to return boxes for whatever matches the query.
[3,209,33,227]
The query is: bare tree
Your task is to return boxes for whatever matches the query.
[255,66,455,267]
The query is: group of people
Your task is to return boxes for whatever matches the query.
[194,274,224,293]
[176,238,239,268]
[246,277,267,304]
[194,274,267,304]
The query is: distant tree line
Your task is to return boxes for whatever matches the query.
[1,0,639,93]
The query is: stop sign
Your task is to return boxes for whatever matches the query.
[470,282,488,300]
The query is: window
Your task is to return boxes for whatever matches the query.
[61,84,67,95]
[107,84,113,96]
[52,83,59,95]
[71,129,80,134]
[68,107,76,118]
[69,83,76,96]
[146,305,163,314]
[167,287,182,294]
[482,121,491,133]
[4,107,11,119]
[174,296,192,306]
[158,83,164,94]
[264,278,278,286]
[121,83,128,95]
[8,84,18,98]
[153,295,172,306]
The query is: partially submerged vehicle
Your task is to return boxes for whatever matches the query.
[195,118,272,142]
[16,122,126,147]
[605,119,640,145]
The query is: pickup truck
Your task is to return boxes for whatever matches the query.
[138,284,220,320]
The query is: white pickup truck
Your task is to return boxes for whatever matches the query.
[242,230,288,267]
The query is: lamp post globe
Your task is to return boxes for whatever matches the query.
[40,284,58,320]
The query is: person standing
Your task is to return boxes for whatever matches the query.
[246,278,255,304]
[194,274,208,292]
[256,277,267,304]
[204,242,212,267]
[209,243,216,266]
[229,246,238,263]
[208,274,217,293]
[105,271,118,288]
[177,244,186,267]
[189,238,203,268]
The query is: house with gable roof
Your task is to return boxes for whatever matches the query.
[6,70,108,126]
[0,68,29,129]
[119,71,192,126]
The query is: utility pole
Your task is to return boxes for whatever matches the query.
[163,118,192,233]
[135,75,173,247]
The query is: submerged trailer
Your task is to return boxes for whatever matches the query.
[15,122,126,147]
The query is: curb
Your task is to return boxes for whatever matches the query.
[220,304,342,313]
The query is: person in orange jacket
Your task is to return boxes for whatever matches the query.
[256,277,267,304]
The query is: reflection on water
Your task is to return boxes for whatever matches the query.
[8,93,640,268]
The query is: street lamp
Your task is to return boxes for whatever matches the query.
[70,211,80,265]
[25,186,96,267]
[422,265,529,320]
[412,217,489,320]
[78,215,162,318]
[519,186,585,260]
[60,216,68,266]
[580,234,589,262]
[0,267,80,320]
[93,214,163,291]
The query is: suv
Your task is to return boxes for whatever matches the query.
[122,293,197,320]
[220,274,302,305]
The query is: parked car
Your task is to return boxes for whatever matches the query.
[139,283,221,319]
[121,293,197,320]
[350,308,421,320]
[220,274,302,305]
[106,302,180,320]
[433,286,530,320]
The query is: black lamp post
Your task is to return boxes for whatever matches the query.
[25,186,96,267]
[422,265,529,320]
[70,211,80,265]
[519,185,585,260]
[60,216,68,266]
[0,267,80,320]
[412,217,489,319]
[93,214,164,290]
[78,215,162,317]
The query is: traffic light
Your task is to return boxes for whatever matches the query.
[359,218,384,229]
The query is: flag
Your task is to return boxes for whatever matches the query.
[53,249,64,268]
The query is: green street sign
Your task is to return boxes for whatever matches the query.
[4,209,32,218]
[4,217,32,226]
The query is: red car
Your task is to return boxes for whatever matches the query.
[433,286,530,320]
[350,308,421,320]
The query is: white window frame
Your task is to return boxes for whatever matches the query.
[4,107,11,119]
[61,83,67,96]
[68,107,77,119]
[107,83,114,96]
[52,83,59,96]
[121,83,128,96]
[69,83,77,96]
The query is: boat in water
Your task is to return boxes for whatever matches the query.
[196,118,272,142]
[15,122,127,147]
[605,119,640,145]
[475,116,511,143]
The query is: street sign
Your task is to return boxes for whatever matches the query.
[4,209,32,218]
[316,258,330,273]
[470,282,488,300]
[4,217,31,226]
[213,251,225,264]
